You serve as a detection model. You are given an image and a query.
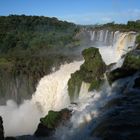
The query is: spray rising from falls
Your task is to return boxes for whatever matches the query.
[0,61,83,137]
[54,80,121,140]
[54,72,140,140]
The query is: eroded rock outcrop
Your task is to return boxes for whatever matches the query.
[34,109,71,137]
[68,47,106,101]
[133,77,140,89]
[107,50,140,84]
[0,116,4,140]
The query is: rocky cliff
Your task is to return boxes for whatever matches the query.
[68,47,106,102]
[34,109,71,137]
[0,117,4,140]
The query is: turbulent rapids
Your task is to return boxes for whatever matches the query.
[32,61,83,115]
[0,29,138,139]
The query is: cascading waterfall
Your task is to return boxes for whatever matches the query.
[78,82,90,100]
[32,61,83,115]
[89,30,136,50]
[113,31,120,44]
[115,32,136,55]
[99,30,104,42]
[89,30,136,65]
[104,30,109,44]
[90,31,95,41]
[0,61,83,136]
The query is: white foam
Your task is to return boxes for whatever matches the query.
[0,61,83,136]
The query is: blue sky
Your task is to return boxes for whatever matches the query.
[0,0,140,24]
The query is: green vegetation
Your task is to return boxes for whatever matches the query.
[123,51,140,70]
[0,15,80,54]
[136,34,140,43]
[40,111,61,129]
[40,109,71,129]
[0,15,80,71]
[94,20,140,32]
[0,58,13,71]
[0,15,81,101]
[136,35,140,49]
[68,47,106,101]
[89,79,103,91]
[107,50,140,84]
[106,68,135,85]
[0,52,76,102]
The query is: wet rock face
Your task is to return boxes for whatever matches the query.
[68,47,106,101]
[136,44,140,49]
[107,68,135,84]
[34,123,54,137]
[107,50,140,84]
[123,50,140,70]
[0,116,4,140]
[133,76,140,89]
[5,137,16,140]
[34,109,71,137]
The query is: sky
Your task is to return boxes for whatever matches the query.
[0,0,140,24]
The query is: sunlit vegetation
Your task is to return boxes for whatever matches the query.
[0,15,80,94]
[0,15,80,55]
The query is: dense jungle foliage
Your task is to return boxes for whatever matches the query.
[0,15,80,76]
[0,15,80,55]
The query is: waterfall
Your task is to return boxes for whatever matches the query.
[89,30,136,50]
[79,82,90,100]
[113,31,120,44]
[104,30,109,44]
[0,28,138,138]
[99,30,104,42]
[114,32,136,56]
[32,61,83,115]
[109,31,114,46]
[88,30,136,65]
[90,31,95,41]
[0,61,83,137]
